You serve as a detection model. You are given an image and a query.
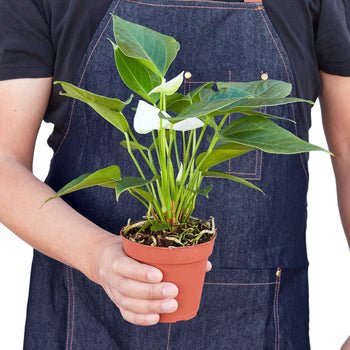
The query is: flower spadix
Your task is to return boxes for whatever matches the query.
[149,71,185,96]
[134,100,204,134]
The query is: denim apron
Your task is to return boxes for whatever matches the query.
[24,0,311,349]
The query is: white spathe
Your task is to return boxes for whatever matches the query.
[134,100,171,134]
[172,117,204,131]
[149,71,185,96]
[133,100,204,134]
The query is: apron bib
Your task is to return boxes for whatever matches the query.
[24,1,311,348]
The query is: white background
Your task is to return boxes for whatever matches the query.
[0,101,349,349]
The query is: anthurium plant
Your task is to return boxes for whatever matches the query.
[44,15,330,247]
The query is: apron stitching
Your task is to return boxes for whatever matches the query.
[65,266,72,350]
[125,0,263,11]
[273,270,281,350]
[227,69,263,179]
[204,281,277,286]
[166,323,172,350]
[176,0,262,4]
[258,9,308,180]
[69,268,75,350]
[52,0,122,159]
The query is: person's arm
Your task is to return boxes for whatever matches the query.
[0,78,212,325]
[319,71,350,249]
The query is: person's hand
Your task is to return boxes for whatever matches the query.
[90,234,212,326]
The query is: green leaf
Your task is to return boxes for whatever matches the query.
[111,41,161,104]
[220,116,331,154]
[112,14,180,78]
[165,93,191,113]
[44,165,121,203]
[207,88,253,102]
[173,97,247,121]
[216,80,292,98]
[130,187,154,203]
[190,184,213,198]
[203,171,264,193]
[239,109,296,124]
[115,176,157,201]
[188,82,215,102]
[150,222,171,231]
[120,140,149,151]
[216,96,314,114]
[164,82,215,114]
[196,143,254,171]
[54,81,131,133]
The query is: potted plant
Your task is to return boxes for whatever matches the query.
[43,15,331,323]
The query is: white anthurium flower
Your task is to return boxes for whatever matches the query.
[134,100,172,134]
[148,71,185,96]
[176,162,183,184]
[172,117,204,131]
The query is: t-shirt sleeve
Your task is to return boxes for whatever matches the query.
[0,0,54,80]
[315,0,350,76]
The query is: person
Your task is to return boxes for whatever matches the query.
[0,0,349,348]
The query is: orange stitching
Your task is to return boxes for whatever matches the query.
[258,10,308,180]
[166,323,172,350]
[125,0,264,10]
[273,269,282,350]
[65,266,71,350]
[52,0,122,160]
[204,281,277,286]
[69,268,75,350]
[175,0,262,4]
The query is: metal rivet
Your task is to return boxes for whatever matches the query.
[184,71,192,79]
[261,72,269,80]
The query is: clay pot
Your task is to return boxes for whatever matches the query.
[120,228,216,323]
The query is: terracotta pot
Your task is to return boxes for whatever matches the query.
[120,227,217,323]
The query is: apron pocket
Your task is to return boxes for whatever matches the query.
[167,267,281,350]
[182,68,264,181]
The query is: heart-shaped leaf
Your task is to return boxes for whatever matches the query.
[112,14,180,78]
[55,81,131,133]
[112,42,161,104]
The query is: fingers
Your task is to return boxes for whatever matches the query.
[118,307,160,326]
[206,260,212,272]
[113,255,163,283]
[112,289,178,314]
[115,276,178,300]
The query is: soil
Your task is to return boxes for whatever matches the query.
[121,216,216,247]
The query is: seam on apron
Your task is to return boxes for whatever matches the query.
[227,68,263,179]
[175,0,262,4]
[52,0,122,160]
[273,270,281,350]
[258,9,308,181]
[65,266,71,350]
[65,266,75,350]
[125,0,264,11]
[204,281,277,286]
[166,323,172,350]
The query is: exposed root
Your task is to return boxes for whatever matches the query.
[121,216,216,247]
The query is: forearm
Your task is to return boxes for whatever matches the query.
[0,156,115,282]
[330,154,350,248]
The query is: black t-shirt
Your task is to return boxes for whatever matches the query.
[1,0,350,152]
